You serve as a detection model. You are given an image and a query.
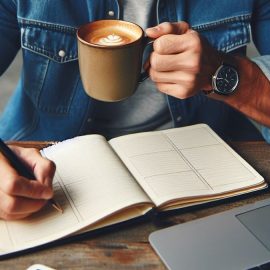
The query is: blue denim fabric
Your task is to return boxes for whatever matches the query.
[0,0,270,142]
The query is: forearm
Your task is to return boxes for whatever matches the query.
[209,55,270,127]
[146,22,270,123]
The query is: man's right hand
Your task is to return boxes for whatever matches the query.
[0,146,55,220]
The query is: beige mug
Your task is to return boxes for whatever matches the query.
[77,19,152,102]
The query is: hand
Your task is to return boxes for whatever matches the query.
[145,22,223,99]
[0,146,55,220]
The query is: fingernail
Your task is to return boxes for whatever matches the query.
[152,26,160,32]
[147,26,160,33]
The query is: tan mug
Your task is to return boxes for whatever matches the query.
[77,19,152,102]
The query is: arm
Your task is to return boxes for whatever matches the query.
[0,1,55,220]
[0,0,21,76]
[146,1,270,141]
[213,0,270,136]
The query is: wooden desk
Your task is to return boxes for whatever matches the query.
[1,141,270,270]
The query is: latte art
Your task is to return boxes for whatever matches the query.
[90,33,132,46]
[99,34,124,45]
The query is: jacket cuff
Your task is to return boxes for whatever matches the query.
[249,119,270,144]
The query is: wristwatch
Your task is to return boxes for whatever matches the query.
[207,63,239,95]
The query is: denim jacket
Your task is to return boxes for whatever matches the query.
[0,0,270,142]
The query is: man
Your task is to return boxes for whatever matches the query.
[0,0,269,220]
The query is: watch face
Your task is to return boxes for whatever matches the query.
[213,65,239,95]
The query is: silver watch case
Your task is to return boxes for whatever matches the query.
[212,64,239,95]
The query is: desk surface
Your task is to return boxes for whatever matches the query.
[1,141,270,270]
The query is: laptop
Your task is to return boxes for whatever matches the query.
[149,198,270,270]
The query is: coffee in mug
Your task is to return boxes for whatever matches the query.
[77,20,151,102]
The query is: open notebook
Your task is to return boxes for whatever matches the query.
[0,124,267,256]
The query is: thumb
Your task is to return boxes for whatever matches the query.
[146,21,190,38]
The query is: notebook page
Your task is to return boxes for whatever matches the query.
[109,124,265,207]
[0,135,152,255]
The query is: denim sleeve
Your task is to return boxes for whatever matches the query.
[251,0,270,55]
[248,0,270,143]
[251,0,270,79]
[0,0,20,76]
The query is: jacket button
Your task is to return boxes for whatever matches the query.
[58,50,66,58]
[108,10,114,16]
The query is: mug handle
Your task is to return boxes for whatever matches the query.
[139,37,154,82]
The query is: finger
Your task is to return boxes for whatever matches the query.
[149,68,199,86]
[150,51,200,73]
[0,190,46,215]
[0,150,52,199]
[150,69,207,94]
[153,30,200,55]
[155,82,197,99]
[146,21,190,39]
[0,209,30,220]
[10,147,56,187]
[33,157,55,188]
[0,174,53,199]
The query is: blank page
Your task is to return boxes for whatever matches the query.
[109,124,265,206]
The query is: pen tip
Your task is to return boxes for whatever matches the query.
[52,202,63,214]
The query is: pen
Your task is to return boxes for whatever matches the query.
[0,138,63,213]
